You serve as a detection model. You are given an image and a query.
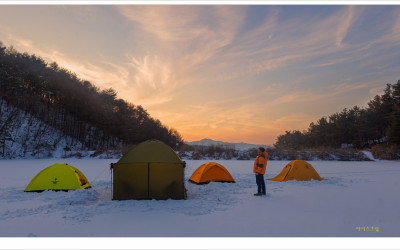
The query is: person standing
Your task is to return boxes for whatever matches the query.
[253,147,268,196]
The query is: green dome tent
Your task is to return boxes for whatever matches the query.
[25,163,91,192]
[112,139,186,200]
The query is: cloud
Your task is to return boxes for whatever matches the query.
[335,6,356,48]
[119,6,202,42]
[200,6,364,81]
[118,6,244,62]
[391,10,400,40]
[126,54,177,105]
[269,80,375,106]
[117,6,246,93]
[369,86,385,96]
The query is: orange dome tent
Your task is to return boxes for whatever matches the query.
[189,162,235,184]
[267,160,325,182]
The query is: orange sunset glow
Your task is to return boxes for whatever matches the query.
[1,5,399,145]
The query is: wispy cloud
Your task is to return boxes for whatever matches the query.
[117,6,246,102]
[335,6,355,48]
[126,54,176,105]
[267,80,376,107]
[198,6,363,82]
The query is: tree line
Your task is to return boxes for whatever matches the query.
[274,80,400,150]
[0,42,183,150]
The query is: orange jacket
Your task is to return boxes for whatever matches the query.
[253,151,268,174]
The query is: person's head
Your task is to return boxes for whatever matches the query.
[257,147,265,155]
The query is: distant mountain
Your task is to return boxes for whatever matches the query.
[186,138,271,151]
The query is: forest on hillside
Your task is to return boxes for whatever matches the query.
[274,80,400,150]
[0,42,183,153]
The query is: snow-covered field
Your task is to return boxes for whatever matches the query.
[1,159,400,242]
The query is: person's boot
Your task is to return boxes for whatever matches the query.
[254,193,263,196]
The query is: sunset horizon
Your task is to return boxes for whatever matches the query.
[1,4,399,145]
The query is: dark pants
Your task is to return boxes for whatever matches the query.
[256,174,266,194]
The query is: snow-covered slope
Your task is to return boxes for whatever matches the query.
[0,101,119,159]
[187,138,271,151]
[0,101,81,158]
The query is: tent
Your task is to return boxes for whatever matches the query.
[189,162,235,184]
[25,163,91,192]
[112,139,186,200]
[267,160,325,182]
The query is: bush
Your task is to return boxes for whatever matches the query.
[370,144,400,160]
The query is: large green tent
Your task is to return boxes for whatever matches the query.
[112,139,186,200]
[25,163,91,192]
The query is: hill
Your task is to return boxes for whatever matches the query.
[274,80,400,150]
[0,42,183,158]
[0,99,109,158]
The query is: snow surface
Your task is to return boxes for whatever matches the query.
[0,159,400,238]
[362,150,376,161]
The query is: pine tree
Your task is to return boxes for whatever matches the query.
[386,80,400,145]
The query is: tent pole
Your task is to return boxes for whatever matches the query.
[110,163,114,200]
[147,162,150,199]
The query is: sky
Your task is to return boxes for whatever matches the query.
[0,4,400,145]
